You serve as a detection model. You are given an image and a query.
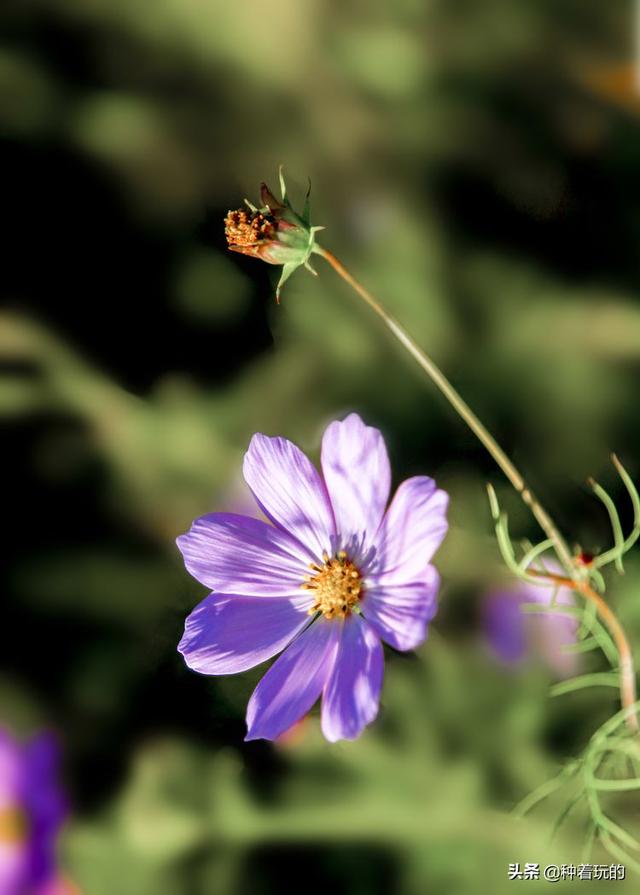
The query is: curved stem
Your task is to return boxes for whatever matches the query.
[318,246,574,571]
[533,572,638,734]
[318,245,638,733]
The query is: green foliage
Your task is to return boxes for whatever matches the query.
[487,466,640,868]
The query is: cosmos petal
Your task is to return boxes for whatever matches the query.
[177,513,310,596]
[243,434,336,560]
[321,413,391,558]
[321,615,383,742]
[483,593,527,663]
[0,731,67,894]
[0,731,22,808]
[368,477,448,582]
[362,566,440,651]
[23,735,66,881]
[0,732,24,892]
[178,594,312,675]
[245,619,339,741]
[0,842,24,895]
[484,579,579,679]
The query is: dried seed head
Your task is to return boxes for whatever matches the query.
[224,209,275,248]
[223,169,324,301]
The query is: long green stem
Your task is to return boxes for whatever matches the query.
[318,246,573,568]
[318,245,638,732]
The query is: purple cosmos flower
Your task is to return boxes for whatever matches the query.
[483,575,580,679]
[0,728,72,895]
[177,413,449,742]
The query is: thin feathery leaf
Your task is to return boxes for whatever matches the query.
[599,831,640,876]
[613,454,640,527]
[487,487,554,585]
[591,699,640,743]
[578,599,598,640]
[512,762,580,819]
[550,789,586,841]
[581,823,597,864]
[521,603,618,667]
[518,538,554,573]
[588,567,607,593]
[590,775,640,792]
[560,636,600,655]
[595,455,640,568]
[550,672,620,697]
[588,476,625,574]
[596,814,640,852]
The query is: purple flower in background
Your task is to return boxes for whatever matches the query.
[177,413,449,742]
[0,729,72,895]
[483,575,580,678]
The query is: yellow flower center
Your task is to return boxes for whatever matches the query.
[0,806,27,844]
[224,208,275,247]
[302,551,363,620]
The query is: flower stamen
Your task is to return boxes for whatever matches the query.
[0,807,27,845]
[302,552,363,620]
[224,209,275,248]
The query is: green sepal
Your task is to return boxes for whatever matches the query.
[249,169,326,300]
[302,178,312,224]
[278,165,288,204]
[275,262,299,303]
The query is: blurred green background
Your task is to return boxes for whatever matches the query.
[2,1,640,892]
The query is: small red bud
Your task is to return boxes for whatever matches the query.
[576,551,595,566]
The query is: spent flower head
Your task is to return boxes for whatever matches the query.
[177,413,448,742]
[224,168,324,301]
